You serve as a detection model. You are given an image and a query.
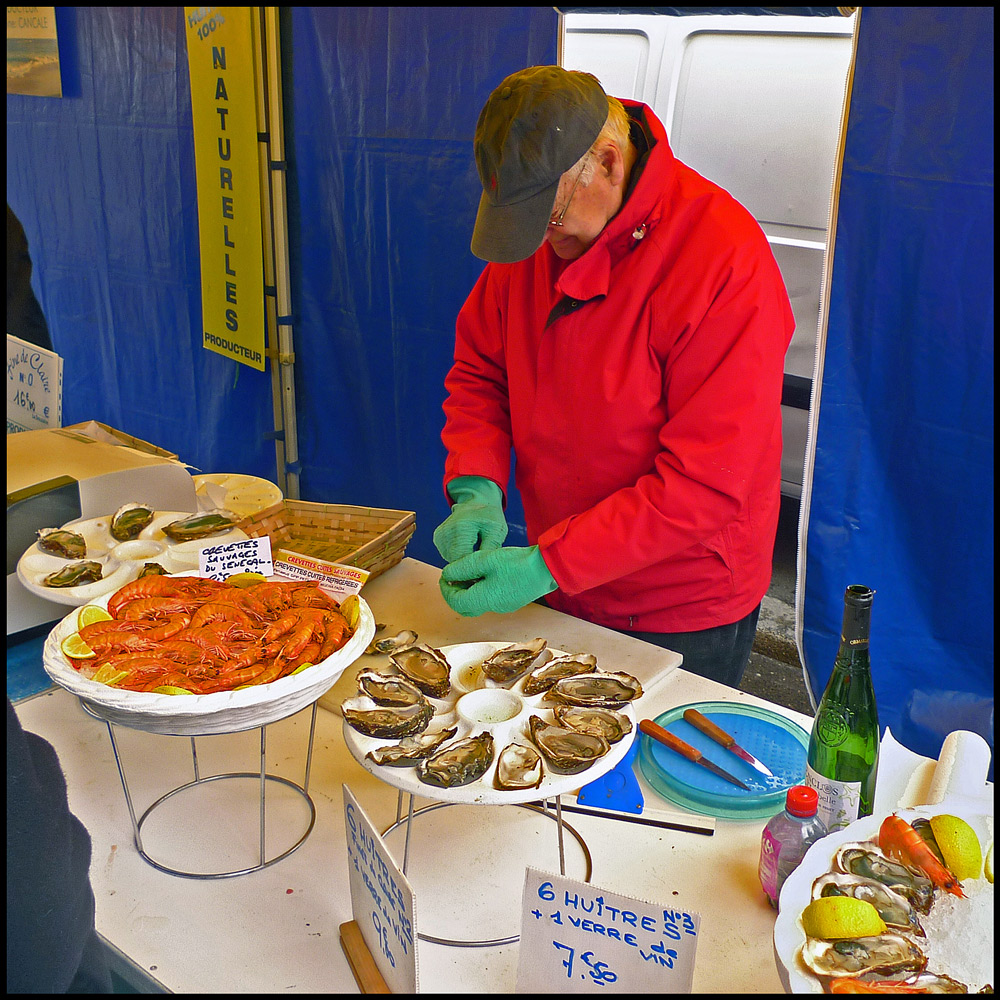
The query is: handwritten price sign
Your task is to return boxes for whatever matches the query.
[516,867,700,993]
[198,536,273,580]
[342,785,419,994]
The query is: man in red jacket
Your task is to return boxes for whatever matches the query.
[435,66,794,687]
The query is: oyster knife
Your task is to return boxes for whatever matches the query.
[682,708,775,778]
[639,719,750,790]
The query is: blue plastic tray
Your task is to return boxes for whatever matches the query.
[638,701,809,821]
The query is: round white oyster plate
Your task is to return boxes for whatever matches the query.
[42,575,375,736]
[774,802,994,993]
[18,510,249,607]
[342,641,639,805]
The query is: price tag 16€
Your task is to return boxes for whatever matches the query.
[516,867,700,994]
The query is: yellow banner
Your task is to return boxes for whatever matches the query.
[185,7,265,370]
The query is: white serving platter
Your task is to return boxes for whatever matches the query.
[773,802,994,993]
[342,640,638,806]
[42,577,376,736]
[18,510,249,607]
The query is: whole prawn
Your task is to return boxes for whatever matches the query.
[879,814,965,898]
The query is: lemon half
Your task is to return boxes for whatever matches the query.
[800,897,887,940]
[225,572,268,589]
[930,814,982,881]
[984,841,993,884]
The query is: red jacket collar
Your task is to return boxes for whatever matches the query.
[553,101,673,302]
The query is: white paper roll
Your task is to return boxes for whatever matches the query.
[928,730,992,804]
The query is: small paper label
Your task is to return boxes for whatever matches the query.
[516,868,700,994]
[7,334,63,433]
[273,548,370,602]
[805,763,862,832]
[198,535,273,580]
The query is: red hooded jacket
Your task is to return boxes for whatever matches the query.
[442,101,794,633]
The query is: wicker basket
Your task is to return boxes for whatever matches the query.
[237,500,416,582]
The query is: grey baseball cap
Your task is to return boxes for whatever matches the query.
[471,66,608,263]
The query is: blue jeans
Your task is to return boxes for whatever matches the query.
[615,604,761,689]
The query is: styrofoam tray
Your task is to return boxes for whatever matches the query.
[343,641,638,805]
[17,510,248,607]
[42,577,376,736]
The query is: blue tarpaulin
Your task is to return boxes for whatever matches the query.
[800,7,994,773]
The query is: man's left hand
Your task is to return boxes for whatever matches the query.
[439,545,558,617]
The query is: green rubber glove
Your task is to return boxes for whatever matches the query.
[439,545,558,617]
[432,475,508,563]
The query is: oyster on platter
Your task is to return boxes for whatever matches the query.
[494,742,544,791]
[528,714,610,774]
[161,509,240,541]
[367,727,458,767]
[812,872,925,936]
[389,643,452,699]
[42,560,104,588]
[109,502,154,541]
[834,844,936,914]
[553,705,632,745]
[356,668,426,708]
[546,671,643,709]
[36,528,87,560]
[365,629,418,655]
[482,638,550,684]
[342,696,433,739]
[417,733,494,788]
[800,934,927,979]
[521,652,596,696]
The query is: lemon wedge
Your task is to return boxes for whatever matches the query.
[984,841,993,884]
[930,814,982,880]
[800,897,886,940]
[92,663,128,686]
[61,633,96,659]
[151,685,196,695]
[77,605,113,629]
[340,594,360,629]
[290,661,313,675]
[225,571,268,589]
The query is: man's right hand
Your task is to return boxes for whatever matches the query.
[432,476,508,563]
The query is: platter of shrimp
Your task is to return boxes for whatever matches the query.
[42,571,376,735]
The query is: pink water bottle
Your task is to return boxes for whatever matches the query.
[758,785,828,909]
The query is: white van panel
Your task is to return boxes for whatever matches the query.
[563,11,856,497]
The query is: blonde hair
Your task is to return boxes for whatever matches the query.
[573,96,631,184]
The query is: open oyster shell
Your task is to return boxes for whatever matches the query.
[110,502,154,541]
[366,727,458,767]
[356,668,426,708]
[812,872,924,936]
[553,705,632,745]
[521,652,596,696]
[834,844,935,914]
[799,933,926,979]
[36,528,87,560]
[417,733,494,788]
[546,671,643,708]
[342,696,433,739]
[482,638,550,684]
[528,714,610,774]
[389,643,452,699]
[365,629,418,655]
[43,560,104,588]
[494,742,544,790]
[161,509,239,541]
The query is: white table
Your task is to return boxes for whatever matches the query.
[13,558,811,993]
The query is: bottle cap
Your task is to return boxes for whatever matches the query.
[785,785,819,817]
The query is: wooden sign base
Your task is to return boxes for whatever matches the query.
[339,920,391,994]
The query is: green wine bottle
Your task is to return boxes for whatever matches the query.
[805,585,880,831]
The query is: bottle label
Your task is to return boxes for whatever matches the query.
[758,827,783,901]
[805,764,862,832]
